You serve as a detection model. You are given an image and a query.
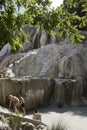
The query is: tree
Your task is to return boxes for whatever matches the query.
[0,0,87,50]
[41,0,87,45]
[0,0,51,52]
[60,0,87,45]
[63,0,87,31]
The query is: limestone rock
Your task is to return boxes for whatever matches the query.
[12,42,87,79]
[0,31,87,79]
[0,43,11,59]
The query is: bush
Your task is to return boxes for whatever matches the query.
[9,114,23,129]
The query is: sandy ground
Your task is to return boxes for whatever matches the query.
[0,106,87,130]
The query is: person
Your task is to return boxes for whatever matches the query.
[9,94,19,113]
[18,95,26,115]
[32,109,42,121]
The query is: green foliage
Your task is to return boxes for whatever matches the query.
[63,0,87,31]
[57,0,87,44]
[0,0,27,51]
[49,75,54,80]
[0,0,51,52]
[43,0,87,45]
[9,114,23,128]
[0,0,87,48]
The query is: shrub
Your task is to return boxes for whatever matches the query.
[9,114,23,129]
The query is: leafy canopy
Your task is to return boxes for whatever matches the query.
[41,0,87,45]
[0,0,51,52]
[0,0,87,51]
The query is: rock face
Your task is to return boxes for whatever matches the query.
[54,78,84,106]
[0,77,86,108]
[0,43,11,59]
[1,28,87,79]
[23,25,62,50]
[0,42,87,107]
[11,42,87,79]
[0,29,87,107]
[1,42,87,79]
[0,78,54,110]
